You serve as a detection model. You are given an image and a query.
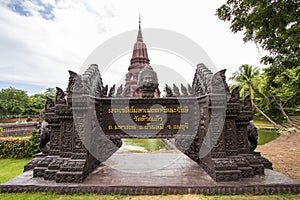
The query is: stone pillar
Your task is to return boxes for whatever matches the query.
[209,94,241,181]
[43,111,62,180]
[236,111,252,154]
[224,102,239,157]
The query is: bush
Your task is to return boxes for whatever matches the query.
[29,129,40,155]
[0,129,40,158]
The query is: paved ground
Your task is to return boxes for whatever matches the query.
[1,131,299,199]
[257,130,300,182]
[1,152,299,195]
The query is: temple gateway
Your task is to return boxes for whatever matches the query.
[22,18,274,184]
[1,17,295,195]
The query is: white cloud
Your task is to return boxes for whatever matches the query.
[0,0,268,93]
[0,0,117,89]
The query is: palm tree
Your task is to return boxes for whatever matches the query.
[230,64,284,130]
[230,64,259,101]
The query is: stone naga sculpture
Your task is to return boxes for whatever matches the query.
[247,121,258,151]
[39,125,50,154]
[164,84,174,97]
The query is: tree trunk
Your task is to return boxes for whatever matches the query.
[252,102,284,130]
[279,102,292,124]
[278,102,300,130]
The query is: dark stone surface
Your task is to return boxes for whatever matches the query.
[2,153,299,194]
[25,64,275,183]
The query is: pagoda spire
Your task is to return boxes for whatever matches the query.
[124,16,159,97]
[128,14,149,69]
[137,14,143,42]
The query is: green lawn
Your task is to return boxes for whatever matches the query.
[0,158,31,184]
[254,119,281,145]
[258,129,280,145]
[0,193,124,200]
[254,119,276,129]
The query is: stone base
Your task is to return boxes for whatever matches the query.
[1,153,299,194]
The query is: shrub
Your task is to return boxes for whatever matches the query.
[0,129,40,158]
[29,129,40,155]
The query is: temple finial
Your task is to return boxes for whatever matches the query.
[137,13,143,42]
[139,13,141,30]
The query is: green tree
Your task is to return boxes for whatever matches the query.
[217,0,300,128]
[263,66,300,127]
[0,87,29,117]
[230,64,283,129]
[25,93,47,115]
[44,88,56,99]
[216,0,299,70]
[230,64,260,101]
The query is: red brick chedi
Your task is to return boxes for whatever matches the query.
[124,16,160,97]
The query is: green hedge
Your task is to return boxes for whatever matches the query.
[0,129,40,158]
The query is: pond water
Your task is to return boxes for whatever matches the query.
[117,139,166,152]
[117,129,280,152]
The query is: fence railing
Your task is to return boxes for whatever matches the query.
[0,122,38,137]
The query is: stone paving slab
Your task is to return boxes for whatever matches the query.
[1,153,300,194]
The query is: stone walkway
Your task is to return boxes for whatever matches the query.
[1,153,299,194]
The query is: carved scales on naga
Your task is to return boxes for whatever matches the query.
[25,63,272,183]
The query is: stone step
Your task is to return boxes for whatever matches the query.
[292,121,300,126]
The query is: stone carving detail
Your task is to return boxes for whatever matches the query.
[102,85,108,97]
[230,87,240,103]
[187,84,194,96]
[180,84,188,96]
[123,86,131,97]
[108,84,116,97]
[211,69,230,94]
[45,96,55,112]
[55,87,66,105]
[116,84,123,97]
[39,125,50,154]
[73,74,83,94]
[247,121,258,151]
[66,70,78,94]
[81,64,104,95]
[24,63,273,183]
[243,95,252,111]
[173,84,180,96]
[137,64,159,98]
[164,84,174,97]
[192,63,213,96]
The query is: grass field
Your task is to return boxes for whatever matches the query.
[0,158,31,183]
[257,130,280,145]
[253,119,276,129]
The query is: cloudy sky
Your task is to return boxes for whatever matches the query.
[0,0,267,94]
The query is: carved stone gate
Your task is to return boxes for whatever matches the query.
[25,63,272,183]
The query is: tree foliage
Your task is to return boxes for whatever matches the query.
[229,64,260,101]
[217,0,300,125]
[0,87,55,118]
[216,0,300,69]
[229,64,284,129]
[263,66,300,121]
[0,87,29,116]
